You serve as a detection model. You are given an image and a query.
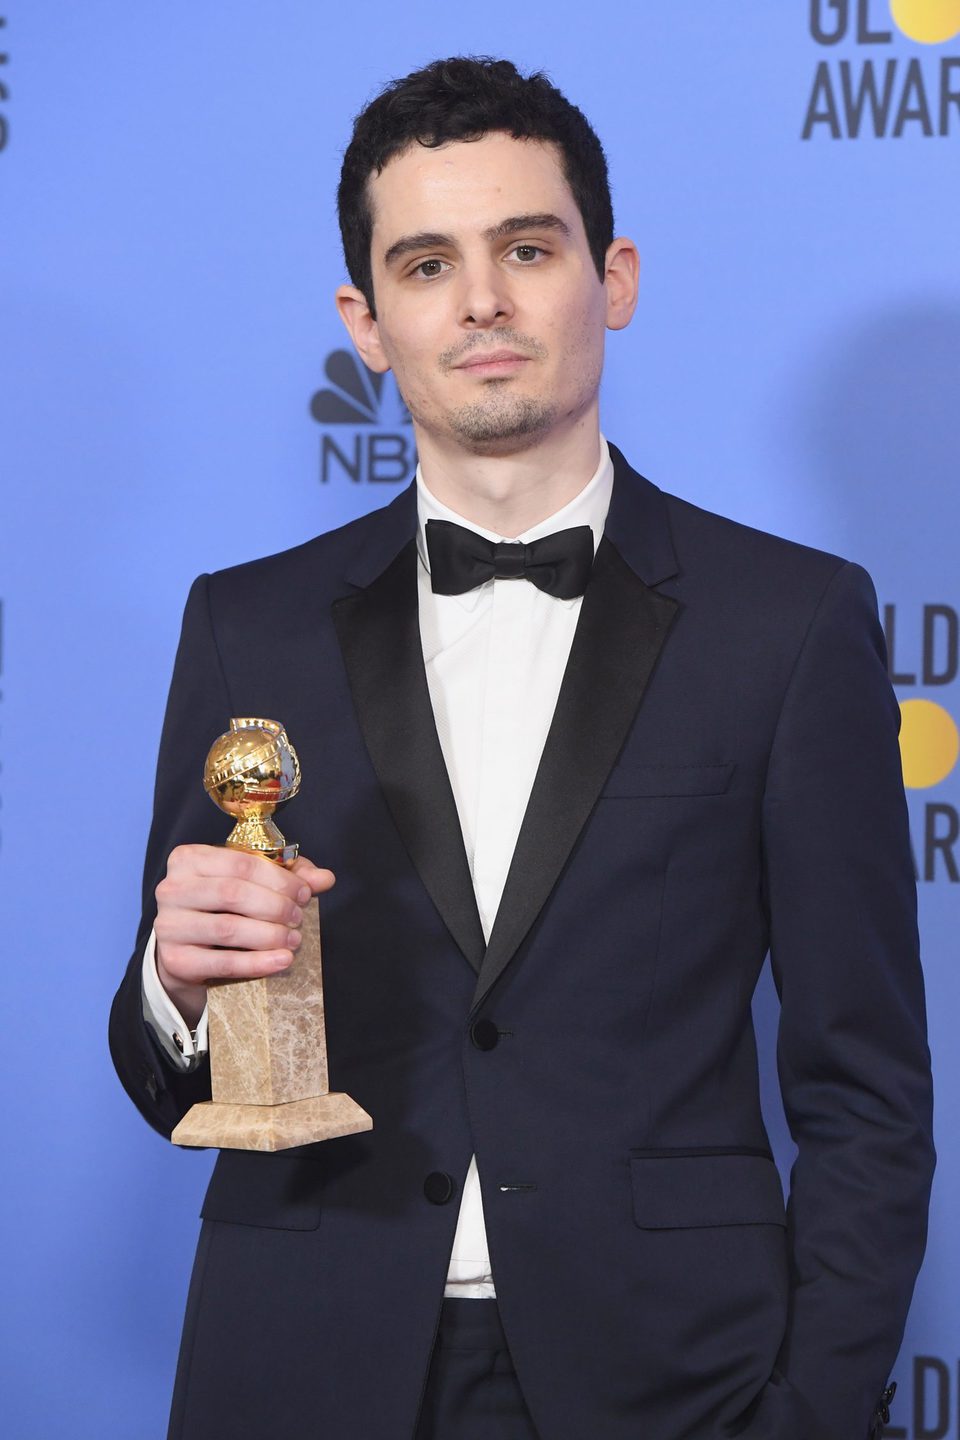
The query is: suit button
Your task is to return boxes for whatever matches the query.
[424,1172,455,1205]
[470,1018,499,1051]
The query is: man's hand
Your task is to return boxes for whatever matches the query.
[154,844,335,1027]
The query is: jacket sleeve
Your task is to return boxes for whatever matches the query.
[109,574,236,1138]
[759,560,935,1439]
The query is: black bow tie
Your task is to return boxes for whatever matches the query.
[425,519,595,600]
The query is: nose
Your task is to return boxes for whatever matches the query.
[457,258,514,328]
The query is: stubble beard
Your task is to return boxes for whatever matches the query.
[432,330,556,455]
[446,383,559,454]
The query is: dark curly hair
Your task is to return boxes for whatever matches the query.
[337,56,614,313]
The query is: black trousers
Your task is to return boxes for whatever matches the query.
[415,1299,540,1440]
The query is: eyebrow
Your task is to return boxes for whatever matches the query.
[486,212,571,242]
[382,213,572,269]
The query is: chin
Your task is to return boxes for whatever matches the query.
[446,395,559,452]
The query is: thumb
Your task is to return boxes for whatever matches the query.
[290,855,336,894]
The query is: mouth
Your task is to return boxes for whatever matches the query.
[453,350,532,377]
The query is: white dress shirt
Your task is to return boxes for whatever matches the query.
[142,438,615,1299]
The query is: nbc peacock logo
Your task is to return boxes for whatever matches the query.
[803,0,960,138]
[309,349,416,485]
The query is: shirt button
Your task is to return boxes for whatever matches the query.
[423,1172,455,1205]
[470,1018,500,1051]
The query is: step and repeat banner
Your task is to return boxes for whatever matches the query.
[1,4,957,1437]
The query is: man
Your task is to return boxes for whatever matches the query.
[110,56,934,1440]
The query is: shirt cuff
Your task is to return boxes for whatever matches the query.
[141,928,209,1072]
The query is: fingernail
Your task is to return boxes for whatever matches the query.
[289,905,303,925]
[273,953,292,970]
[297,885,311,905]
[287,930,302,949]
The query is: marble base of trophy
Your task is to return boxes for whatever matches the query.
[169,717,372,1152]
[172,898,372,1150]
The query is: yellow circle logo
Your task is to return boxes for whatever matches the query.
[890,0,960,42]
[899,699,960,788]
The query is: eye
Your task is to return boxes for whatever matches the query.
[510,244,544,263]
[412,258,450,279]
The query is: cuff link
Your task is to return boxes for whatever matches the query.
[172,1029,200,1055]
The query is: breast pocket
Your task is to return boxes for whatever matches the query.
[200,1150,323,1231]
[602,762,735,799]
[630,1151,786,1229]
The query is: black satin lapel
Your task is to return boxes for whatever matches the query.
[472,537,680,1008]
[332,541,486,974]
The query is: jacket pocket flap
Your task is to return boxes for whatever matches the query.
[200,1151,322,1231]
[603,763,735,798]
[630,1152,786,1229]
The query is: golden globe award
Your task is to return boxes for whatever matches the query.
[171,718,372,1151]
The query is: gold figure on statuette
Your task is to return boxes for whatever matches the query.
[203,717,302,862]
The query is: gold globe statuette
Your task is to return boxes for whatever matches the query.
[171,718,373,1152]
[203,716,302,862]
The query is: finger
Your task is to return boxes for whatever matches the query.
[159,874,305,926]
[165,844,310,900]
[160,943,298,985]
[156,910,303,955]
[290,856,336,894]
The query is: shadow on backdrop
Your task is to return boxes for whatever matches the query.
[789,302,960,578]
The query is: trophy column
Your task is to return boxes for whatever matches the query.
[171,718,372,1152]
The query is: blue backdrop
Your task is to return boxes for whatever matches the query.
[1,4,957,1436]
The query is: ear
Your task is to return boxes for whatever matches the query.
[603,238,640,332]
[335,284,391,374]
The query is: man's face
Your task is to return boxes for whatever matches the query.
[339,133,630,458]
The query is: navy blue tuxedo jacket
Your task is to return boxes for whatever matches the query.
[110,447,934,1440]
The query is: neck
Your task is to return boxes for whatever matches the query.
[415,409,602,538]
